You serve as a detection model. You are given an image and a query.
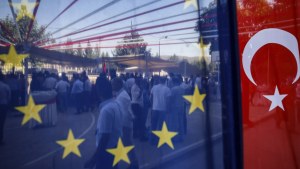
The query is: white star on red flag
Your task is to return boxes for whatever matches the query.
[263,86,287,111]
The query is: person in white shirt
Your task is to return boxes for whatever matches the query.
[71,74,83,114]
[0,73,11,145]
[55,76,70,113]
[131,77,147,142]
[82,74,92,112]
[125,74,135,97]
[85,82,122,169]
[43,72,57,90]
[112,77,139,169]
[150,77,171,131]
[167,76,186,142]
[195,75,202,90]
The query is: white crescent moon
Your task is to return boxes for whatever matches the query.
[242,28,300,85]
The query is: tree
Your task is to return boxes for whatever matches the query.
[195,1,218,51]
[74,43,84,57]
[64,38,75,55]
[105,51,109,57]
[84,41,94,58]
[0,15,51,44]
[236,0,273,36]
[169,54,179,62]
[100,52,105,58]
[93,44,101,58]
[112,28,151,57]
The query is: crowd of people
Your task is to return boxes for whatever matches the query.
[84,72,197,169]
[0,69,217,168]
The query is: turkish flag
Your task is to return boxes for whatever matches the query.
[236,0,300,169]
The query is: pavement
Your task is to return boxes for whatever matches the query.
[0,99,223,169]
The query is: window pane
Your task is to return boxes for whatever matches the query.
[0,1,235,169]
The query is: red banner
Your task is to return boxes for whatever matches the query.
[236,0,300,169]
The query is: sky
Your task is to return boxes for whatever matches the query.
[0,0,215,58]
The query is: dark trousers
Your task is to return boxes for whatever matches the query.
[131,103,145,138]
[73,93,83,113]
[150,110,166,143]
[123,127,139,167]
[151,110,166,130]
[10,90,20,110]
[96,149,118,169]
[83,91,91,111]
[0,105,8,142]
[57,92,68,112]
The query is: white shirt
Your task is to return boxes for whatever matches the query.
[96,99,122,148]
[126,78,135,93]
[131,84,143,106]
[115,89,134,128]
[43,77,57,90]
[180,82,190,90]
[195,77,201,88]
[55,80,70,93]
[151,84,171,111]
[71,79,83,94]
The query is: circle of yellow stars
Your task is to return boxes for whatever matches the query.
[183,85,206,114]
[0,45,28,67]
[5,1,205,166]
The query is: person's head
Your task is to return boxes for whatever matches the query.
[100,72,106,78]
[135,77,142,87]
[172,76,180,86]
[120,74,125,81]
[142,79,149,90]
[62,73,68,81]
[178,74,183,84]
[73,73,79,80]
[44,71,50,77]
[50,73,56,78]
[111,77,123,92]
[159,77,167,84]
[184,77,188,84]
[81,71,87,77]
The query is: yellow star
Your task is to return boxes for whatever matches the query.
[15,95,46,125]
[0,45,28,67]
[152,122,178,149]
[106,138,134,167]
[12,0,38,21]
[56,129,85,159]
[184,0,198,9]
[183,85,206,114]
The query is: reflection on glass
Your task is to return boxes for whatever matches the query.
[0,0,224,169]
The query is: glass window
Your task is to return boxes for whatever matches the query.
[0,1,240,169]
